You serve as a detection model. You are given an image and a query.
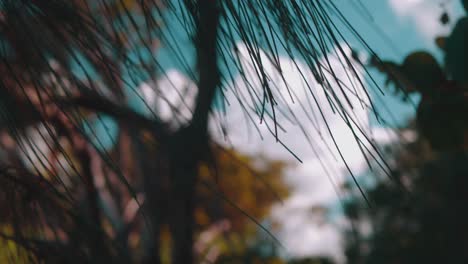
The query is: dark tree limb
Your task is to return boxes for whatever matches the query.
[169,1,221,263]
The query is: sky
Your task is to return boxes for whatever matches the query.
[136,0,466,263]
[21,0,465,263]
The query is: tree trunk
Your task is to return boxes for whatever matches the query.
[169,133,199,264]
[169,0,220,263]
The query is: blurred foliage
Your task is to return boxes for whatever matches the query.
[195,148,291,263]
[346,2,468,263]
[197,150,289,232]
[0,141,291,263]
[370,50,468,151]
[0,226,36,264]
[345,127,468,263]
[444,0,468,85]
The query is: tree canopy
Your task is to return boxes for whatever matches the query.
[344,2,468,262]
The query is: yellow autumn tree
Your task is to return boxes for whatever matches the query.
[194,147,290,263]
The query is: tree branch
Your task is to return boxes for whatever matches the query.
[56,93,169,139]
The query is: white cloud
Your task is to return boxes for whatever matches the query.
[138,70,198,129]
[209,42,396,262]
[141,42,397,263]
[388,0,453,40]
[389,0,424,15]
[281,221,345,262]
